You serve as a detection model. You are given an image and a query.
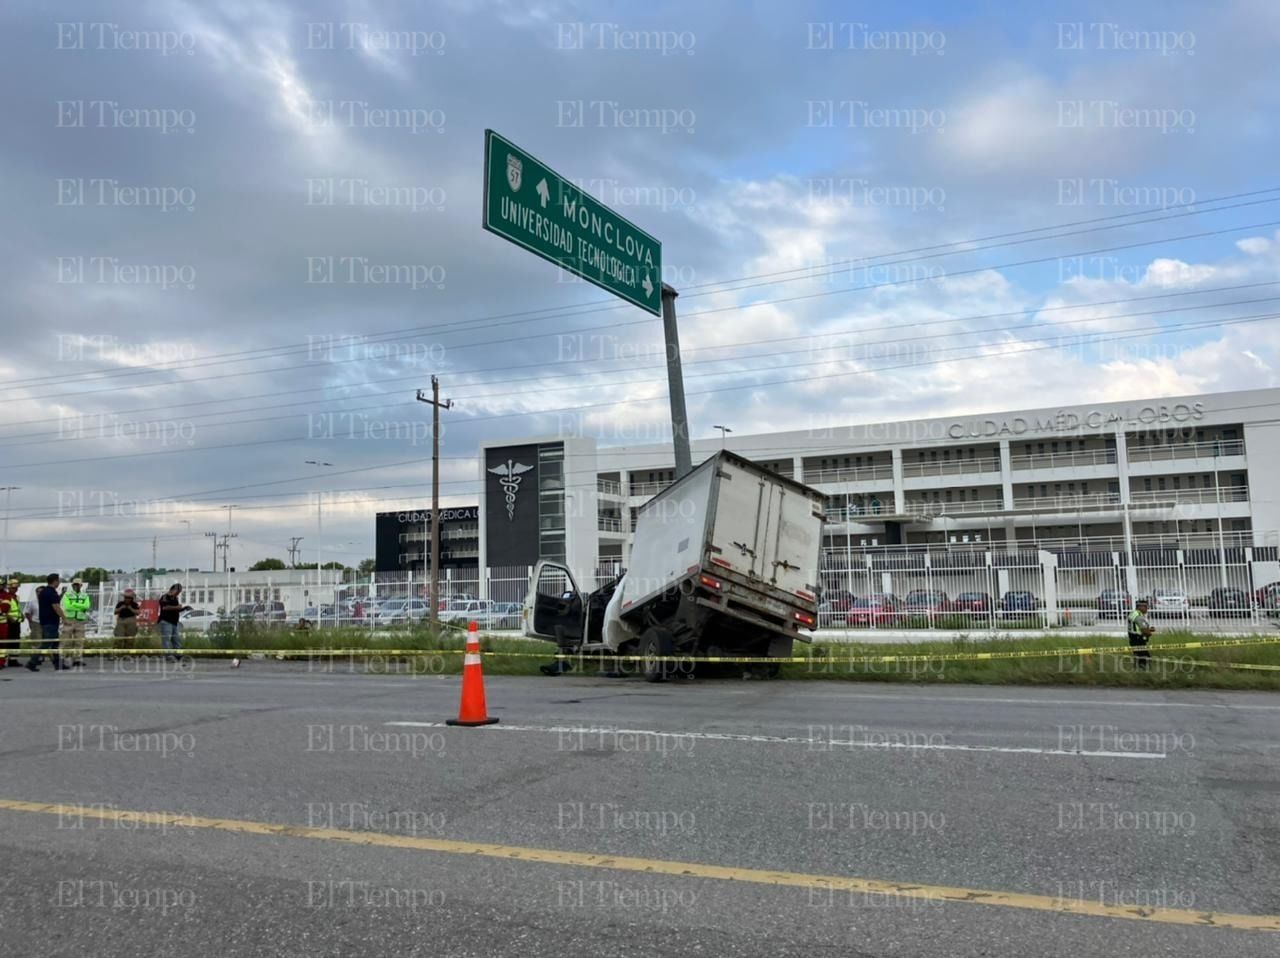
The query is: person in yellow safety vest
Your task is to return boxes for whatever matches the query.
[62,577,92,669]
[0,577,22,667]
[1127,597,1155,671]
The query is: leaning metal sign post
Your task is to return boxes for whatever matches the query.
[482,129,692,477]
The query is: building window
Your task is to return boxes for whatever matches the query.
[538,443,567,562]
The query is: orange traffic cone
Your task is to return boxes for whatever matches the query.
[446,621,499,727]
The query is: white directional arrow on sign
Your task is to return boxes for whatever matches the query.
[641,274,654,298]
[535,178,549,208]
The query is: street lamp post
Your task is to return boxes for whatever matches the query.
[305,461,334,595]
[712,425,732,449]
[0,486,18,576]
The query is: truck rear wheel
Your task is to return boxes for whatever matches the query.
[641,628,674,683]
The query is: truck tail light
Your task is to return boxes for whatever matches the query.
[698,574,722,591]
[793,611,816,627]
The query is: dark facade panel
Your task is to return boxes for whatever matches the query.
[484,445,541,567]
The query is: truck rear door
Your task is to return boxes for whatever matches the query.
[709,458,822,597]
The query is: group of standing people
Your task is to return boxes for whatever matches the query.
[0,578,192,669]
[0,573,91,670]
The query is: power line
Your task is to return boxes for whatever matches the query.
[4,279,1273,436]
[4,307,1275,474]
[10,392,1280,527]
[9,213,1280,416]
[5,284,1273,449]
[5,192,1277,399]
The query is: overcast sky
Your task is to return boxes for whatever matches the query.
[1,0,1278,573]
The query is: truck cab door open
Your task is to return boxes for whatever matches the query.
[525,560,585,646]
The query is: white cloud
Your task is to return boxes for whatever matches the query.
[1139,258,1219,289]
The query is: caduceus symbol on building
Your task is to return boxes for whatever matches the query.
[488,460,534,520]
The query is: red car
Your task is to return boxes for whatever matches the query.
[847,595,901,627]
[823,590,858,613]
[951,592,993,617]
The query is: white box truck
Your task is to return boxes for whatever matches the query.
[523,451,827,680]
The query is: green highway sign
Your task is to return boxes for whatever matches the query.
[482,129,663,315]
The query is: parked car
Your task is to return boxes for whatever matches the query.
[951,592,994,617]
[490,602,524,629]
[1095,589,1133,619]
[443,599,495,627]
[1253,581,1280,605]
[1149,587,1190,618]
[1000,591,1040,618]
[1207,587,1252,618]
[846,595,901,627]
[227,601,287,622]
[902,590,952,616]
[371,599,432,625]
[821,589,858,613]
[179,608,222,632]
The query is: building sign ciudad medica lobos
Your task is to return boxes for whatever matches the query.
[945,402,1206,440]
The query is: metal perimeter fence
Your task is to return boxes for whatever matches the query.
[818,545,1280,631]
[43,549,1280,636]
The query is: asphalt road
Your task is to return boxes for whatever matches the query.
[0,662,1277,957]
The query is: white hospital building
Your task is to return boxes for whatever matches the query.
[476,388,1280,579]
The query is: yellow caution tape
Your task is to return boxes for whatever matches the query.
[73,635,1280,666]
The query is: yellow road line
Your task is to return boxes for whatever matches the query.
[0,798,1276,931]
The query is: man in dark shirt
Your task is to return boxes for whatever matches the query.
[158,583,191,661]
[28,573,67,672]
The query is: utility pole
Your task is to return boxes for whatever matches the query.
[288,537,305,569]
[661,284,692,478]
[416,376,452,630]
[152,536,158,571]
[209,532,239,572]
[0,486,19,576]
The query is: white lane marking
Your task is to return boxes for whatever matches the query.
[41,673,1280,711]
[797,691,1280,712]
[384,721,1165,759]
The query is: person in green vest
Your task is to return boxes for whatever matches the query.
[62,577,92,668]
[0,577,23,667]
[1127,597,1155,670]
